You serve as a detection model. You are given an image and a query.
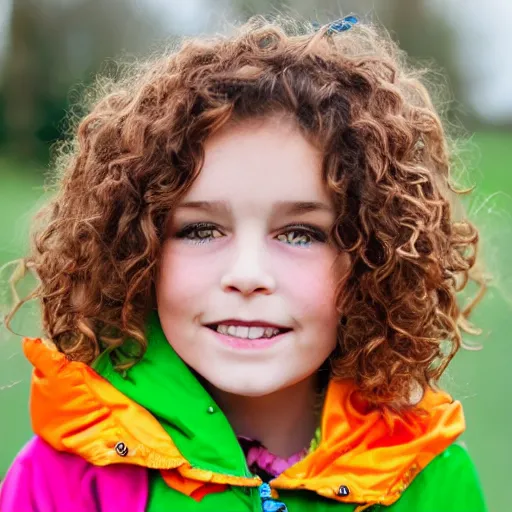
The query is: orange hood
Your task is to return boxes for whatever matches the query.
[24,336,465,509]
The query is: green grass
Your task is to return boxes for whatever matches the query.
[1,133,511,511]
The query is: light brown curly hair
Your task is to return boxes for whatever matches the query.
[7,16,484,408]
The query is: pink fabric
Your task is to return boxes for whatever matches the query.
[238,436,308,478]
[0,435,306,511]
[0,436,148,512]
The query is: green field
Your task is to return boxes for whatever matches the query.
[1,132,511,510]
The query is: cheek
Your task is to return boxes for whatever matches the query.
[156,244,213,313]
[278,249,341,321]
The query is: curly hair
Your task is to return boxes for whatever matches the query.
[8,16,483,408]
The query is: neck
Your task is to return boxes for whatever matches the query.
[207,374,322,459]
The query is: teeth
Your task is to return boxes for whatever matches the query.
[217,324,228,335]
[215,325,281,339]
[264,327,276,338]
[248,327,265,339]
[237,326,249,338]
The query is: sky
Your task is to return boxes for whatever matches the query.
[144,0,512,122]
[0,0,12,67]
[1,0,511,122]
[429,0,512,122]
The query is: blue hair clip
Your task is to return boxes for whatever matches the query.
[327,15,358,34]
[313,15,358,35]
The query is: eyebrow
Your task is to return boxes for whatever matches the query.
[176,200,334,215]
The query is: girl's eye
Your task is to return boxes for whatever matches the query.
[175,223,327,247]
[277,225,327,247]
[175,223,224,244]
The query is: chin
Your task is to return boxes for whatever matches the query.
[208,374,289,398]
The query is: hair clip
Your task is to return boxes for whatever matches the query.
[312,15,358,35]
[327,15,358,34]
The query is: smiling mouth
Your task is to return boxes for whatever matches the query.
[205,324,292,340]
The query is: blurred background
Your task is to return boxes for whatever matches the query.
[0,0,510,509]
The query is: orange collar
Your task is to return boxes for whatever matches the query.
[24,337,465,508]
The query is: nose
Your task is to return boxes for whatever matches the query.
[220,231,277,296]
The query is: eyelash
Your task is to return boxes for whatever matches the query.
[175,222,327,247]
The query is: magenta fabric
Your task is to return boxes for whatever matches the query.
[245,444,307,477]
[0,436,148,512]
[238,435,308,478]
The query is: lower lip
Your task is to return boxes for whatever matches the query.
[207,328,290,350]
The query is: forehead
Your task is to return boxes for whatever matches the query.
[183,116,330,207]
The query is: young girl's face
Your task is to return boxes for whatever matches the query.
[156,115,348,397]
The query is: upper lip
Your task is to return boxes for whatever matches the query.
[206,319,292,330]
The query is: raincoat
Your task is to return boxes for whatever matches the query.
[0,313,486,511]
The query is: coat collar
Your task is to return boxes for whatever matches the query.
[24,312,465,508]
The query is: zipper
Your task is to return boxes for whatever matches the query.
[259,483,288,512]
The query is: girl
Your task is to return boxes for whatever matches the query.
[0,15,486,512]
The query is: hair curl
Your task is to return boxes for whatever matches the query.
[8,16,484,408]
